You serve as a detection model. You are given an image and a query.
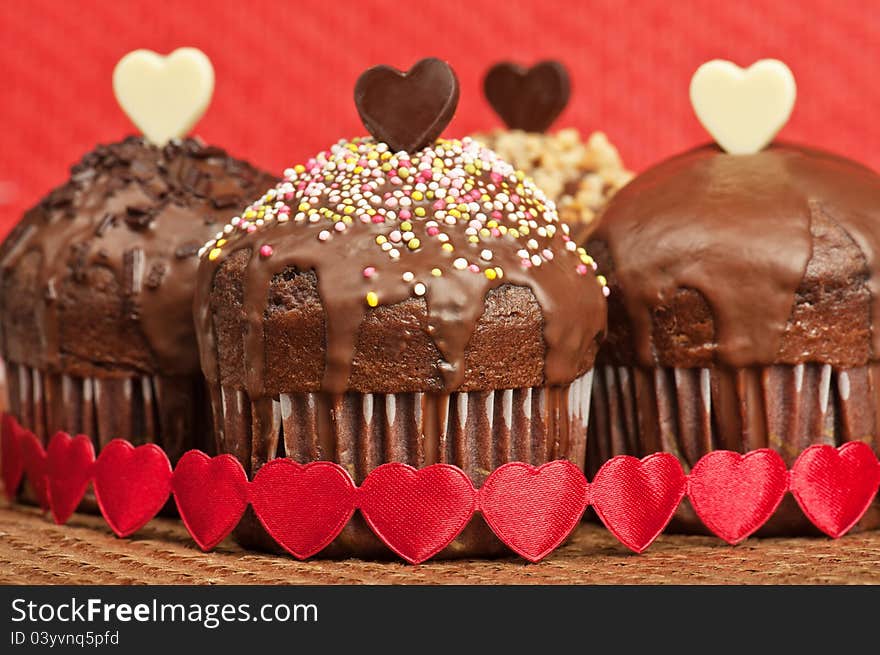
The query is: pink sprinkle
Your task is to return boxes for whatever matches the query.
[468,264,480,273]
[576,264,588,275]
[427,226,440,236]
[433,200,446,210]
[391,176,403,185]
[490,172,503,184]
[334,222,346,232]
[371,215,385,224]
[521,259,532,268]
[246,225,257,233]
[399,209,412,220]
[259,245,274,258]
[385,197,398,208]
[440,177,451,187]
[491,228,501,237]
[451,178,464,189]
[285,191,295,199]
[542,249,554,260]
[363,266,376,278]
[602,286,611,297]
[511,194,521,204]
[359,214,372,223]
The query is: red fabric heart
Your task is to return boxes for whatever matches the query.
[688,449,789,544]
[46,431,95,525]
[93,439,172,537]
[591,453,687,553]
[359,463,476,564]
[250,459,356,559]
[479,461,588,562]
[1,413,25,501]
[172,450,249,551]
[20,429,49,510]
[790,442,880,538]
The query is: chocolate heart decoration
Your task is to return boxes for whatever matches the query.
[484,60,570,133]
[354,58,459,153]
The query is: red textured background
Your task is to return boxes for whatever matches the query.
[2,0,880,235]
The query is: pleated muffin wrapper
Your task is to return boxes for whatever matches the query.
[3,360,212,512]
[588,362,880,535]
[214,370,594,559]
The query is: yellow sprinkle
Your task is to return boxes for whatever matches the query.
[245,210,257,219]
[298,203,310,212]
[216,239,227,247]
[495,266,504,279]
[468,235,479,244]
[381,163,392,172]
[449,209,461,219]
[487,220,498,229]
[431,268,442,277]
[400,221,412,231]
[465,164,476,175]
[408,238,421,250]
[484,268,497,280]
[294,164,306,174]
[499,226,508,235]
[509,229,520,238]
[580,254,594,265]
[376,235,387,245]
[426,191,434,199]
[414,207,426,217]
[208,248,222,261]
[412,191,424,201]
[597,275,607,286]
[516,170,525,180]
[441,243,454,252]
[343,205,355,214]
[398,167,410,178]
[367,150,379,160]
[354,166,364,174]
[381,152,392,160]
[366,291,379,307]
[347,143,358,152]
[433,158,444,168]
[479,228,490,238]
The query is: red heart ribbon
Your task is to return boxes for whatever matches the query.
[359,463,476,564]
[93,439,172,538]
[2,413,879,563]
[46,432,95,525]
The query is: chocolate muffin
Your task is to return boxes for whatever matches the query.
[0,136,275,464]
[195,136,607,557]
[587,143,880,534]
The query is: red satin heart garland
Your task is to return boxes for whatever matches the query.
[2,413,880,563]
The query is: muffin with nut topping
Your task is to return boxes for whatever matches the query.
[475,60,632,243]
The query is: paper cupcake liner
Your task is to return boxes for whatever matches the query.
[588,363,880,534]
[213,370,594,558]
[3,360,211,510]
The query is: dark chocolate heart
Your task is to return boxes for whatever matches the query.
[484,60,570,132]
[354,58,459,153]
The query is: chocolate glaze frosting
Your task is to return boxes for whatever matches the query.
[590,144,880,368]
[0,136,276,377]
[195,137,607,397]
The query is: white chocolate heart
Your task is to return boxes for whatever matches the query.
[113,47,214,147]
[690,59,796,155]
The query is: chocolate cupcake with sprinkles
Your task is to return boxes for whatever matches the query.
[194,58,608,557]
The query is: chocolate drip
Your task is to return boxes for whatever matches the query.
[592,144,880,368]
[195,138,607,398]
[0,136,276,376]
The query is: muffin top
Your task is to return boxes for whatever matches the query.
[589,143,880,369]
[196,137,607,396]
[474,129,632,243]
[0,136,275,377]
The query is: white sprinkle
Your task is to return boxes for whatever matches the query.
[414,282,426,296]
[402,271,414,282]
[318,230,330,241]
[453,258,468,270]
[480,249,493,261]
